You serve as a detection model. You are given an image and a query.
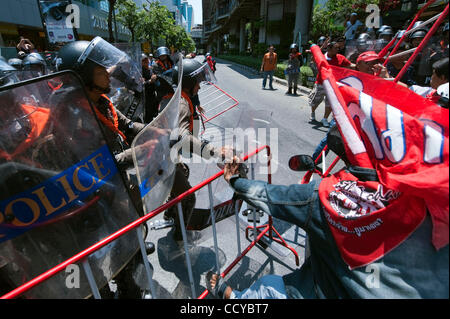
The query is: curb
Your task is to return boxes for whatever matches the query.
[215,57,312,96]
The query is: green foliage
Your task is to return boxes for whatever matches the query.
[137,1,176,48]
[310,0,379,40]
[116,0,140,42]
[166,24,196,53]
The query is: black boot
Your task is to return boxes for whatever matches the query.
[286,87,292,95]
[293,87,297,95]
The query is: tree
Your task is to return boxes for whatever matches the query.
[166,24,196,53]
[116,0,140,43]
[107,0,117,43]
[138,1,176,51]
[310,0,381,41]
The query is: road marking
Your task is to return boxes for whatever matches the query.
[252,118,270,125]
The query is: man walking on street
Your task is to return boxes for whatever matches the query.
[261,45,277,90]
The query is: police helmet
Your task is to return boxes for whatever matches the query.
[410,29,427,39]
[155,46,170,59]
[357,33,372,50]
[379,27,394,38]
[56,40,99,87]
[317,36,327,46]
[290,43,299,51]
[377,25,391,35]
[172,59,216,95]
[8,58,23,70]
[444,22,449,32]
[22,53,47,68]
[0,60,18,87]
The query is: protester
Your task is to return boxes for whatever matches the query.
[410,57,449,106]
[285,43,302,95]
[16,36,35,54]
[204,52,217,74]
[312,51,385,163]
[309,41,355,127]
[260,45,277,90]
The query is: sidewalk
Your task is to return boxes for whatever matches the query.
[215,57,312,96]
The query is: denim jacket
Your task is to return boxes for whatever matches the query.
[230,176,449,299]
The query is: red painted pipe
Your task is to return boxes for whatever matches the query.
[383,0,437,67]
[394,4,448,83]
[1,145,271,299]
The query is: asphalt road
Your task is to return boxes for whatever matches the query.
[143,57,339,299]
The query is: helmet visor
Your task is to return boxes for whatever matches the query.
[190,63,217,85]
[80,37,143,93]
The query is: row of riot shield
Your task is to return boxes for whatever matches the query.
[0,38,183,298]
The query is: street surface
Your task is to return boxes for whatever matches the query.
[143,57,341,299]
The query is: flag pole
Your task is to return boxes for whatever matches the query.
[394,4,449,83]
[382,0,437,67]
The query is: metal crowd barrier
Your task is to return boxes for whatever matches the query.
[1,144,299,299]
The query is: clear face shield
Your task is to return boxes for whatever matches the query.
[0,61,20,87]
[21,63,47,80]
[79,37,143,93]
[0,91,35,153]
[191,62,217,87]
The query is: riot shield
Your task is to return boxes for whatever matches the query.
[82,37,145,122]
[0,71,141,299]
[131,56,181,214]
[113,43,142,68]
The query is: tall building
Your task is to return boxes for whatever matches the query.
[202,0,313,55]
[147,0,194,33]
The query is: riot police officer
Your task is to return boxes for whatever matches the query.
[22,53,48,78]
[55,38,155,298]
[152,46,174,75]
[159,59,229,241]
[8,58,23,71]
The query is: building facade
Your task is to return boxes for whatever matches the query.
[202,0,314,55]
[0,0,132,59]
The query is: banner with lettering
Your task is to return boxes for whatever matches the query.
[311,45,449,269]
[0,145,117,243]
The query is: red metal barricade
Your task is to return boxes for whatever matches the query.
[198,82,239,131]
[1,144,299,299]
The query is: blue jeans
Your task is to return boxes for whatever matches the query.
[312,119,336,163]
[262,71,274,88]
[230,275,288,299]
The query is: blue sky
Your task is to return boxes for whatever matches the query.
[189,0,202,25]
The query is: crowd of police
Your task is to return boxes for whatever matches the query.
[305,18,449,128]
[0,36,222,299]
[0,10,448,299]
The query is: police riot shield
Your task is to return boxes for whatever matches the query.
[131,56,181,214]
[113,43,142,68]
[81,37,145,123]
[0,71,142,299]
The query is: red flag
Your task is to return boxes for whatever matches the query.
[311,45,449,269]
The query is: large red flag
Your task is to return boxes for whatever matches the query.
[311,45,449,269]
